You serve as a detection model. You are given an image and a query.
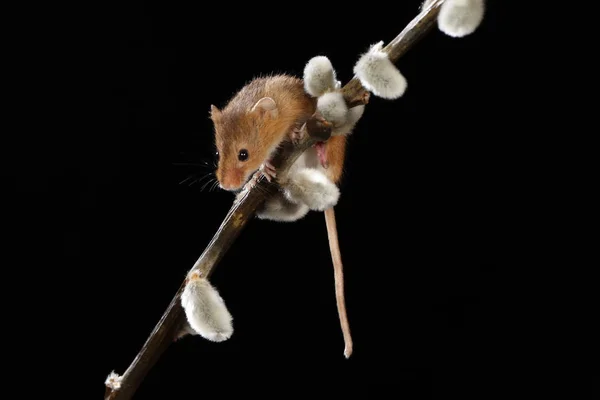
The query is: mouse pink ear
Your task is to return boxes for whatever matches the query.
[210,105,222,121]
[250,97,278,119]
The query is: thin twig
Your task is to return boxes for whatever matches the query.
[104,2,444,399]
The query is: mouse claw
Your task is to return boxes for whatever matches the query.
[260,161,277,182]
[289,125,305,146]
[245,172,260,190]
[361,91,371,105]
[313,110,332,127]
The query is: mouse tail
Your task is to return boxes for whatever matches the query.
[324,206,353,358]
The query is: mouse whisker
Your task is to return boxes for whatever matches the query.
[173,162,212,168]
[173,157,216,171]
[180,171,213,186]
[194,173,215,187]
[200,177,217,192]
[188,176,204,186]
[199,179,212,192]
[179,174,197,185]
[209,180,220,192]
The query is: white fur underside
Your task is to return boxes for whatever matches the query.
[353,41,407,100]
[181,276,233,342]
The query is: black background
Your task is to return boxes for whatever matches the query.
[8,0,534,398]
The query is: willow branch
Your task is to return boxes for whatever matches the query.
[104,2,444,399]
[343,0,443,104]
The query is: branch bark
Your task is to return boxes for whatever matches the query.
[105,2,444,399]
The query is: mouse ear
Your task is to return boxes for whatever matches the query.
[210,105,222,121]
[250,97,278,119]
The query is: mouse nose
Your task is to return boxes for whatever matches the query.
[218,180,233,191]
[219,181,233,191]
[218,175,241,191]
[217,167,245,191]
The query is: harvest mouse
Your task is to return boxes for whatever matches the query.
[209,68,363,357]
[210,74,347,215]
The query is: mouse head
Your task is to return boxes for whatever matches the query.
[210,97,279,191]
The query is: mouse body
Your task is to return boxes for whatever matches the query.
[210,74,347,221]
[207,61,362,357]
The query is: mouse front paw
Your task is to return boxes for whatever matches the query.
[259,160,277,182]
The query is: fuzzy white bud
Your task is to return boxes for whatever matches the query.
[438,0,485,38]
[303,56,338,97]
[353,41,407,100]
[317,91,348,127]
[285,168,340,211]
[181,272,233,342]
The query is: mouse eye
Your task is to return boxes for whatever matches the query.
[215,150,219,159]
[238,149,249,161]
